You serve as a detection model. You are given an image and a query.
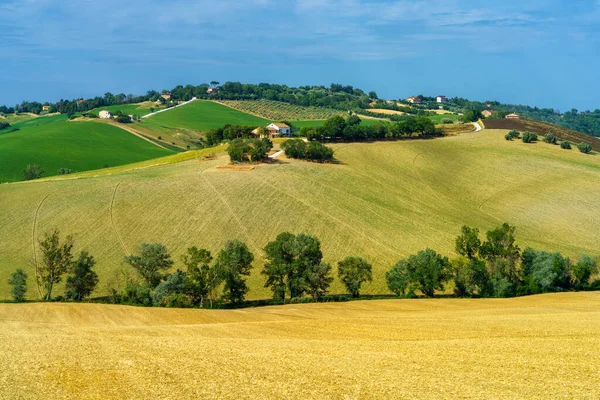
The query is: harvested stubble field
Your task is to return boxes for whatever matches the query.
[1,129,599,299]
[0,292,599,399]
[217,99,346,121]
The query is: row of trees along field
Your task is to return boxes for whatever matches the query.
[504,130,593,153]
[8,223,599,306]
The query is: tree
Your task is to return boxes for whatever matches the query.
[480,223,521,296]
[521,131,538,143]
[214,239,254,303]
[368,91,378,99]
[38,229,74,300]
[23,164,44,180]
[181,247,220,307]
[323,115,346,139]
[571,255,597,289]
[262,232,332,300]
[337,256,373,297]
[346,114,362,126]
[8,269,28,302]
[386,260,411,297]
[152,270,192,307]
[65,251,98,301]
[455,226,481,260]
[461,110,483,123]
[452,257,489,297]
[560,141,572,149]
[577,142,592,154]
[390,249,451,297]
[524,251,571,292]
[124,243,174,287]
[543,133,557,144]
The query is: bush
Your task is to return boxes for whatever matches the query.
[542,133,557,144]
[441,118,453,124]
[577,142,592,154]
[507,130,520,139]
[22,164,44,180]
[282,139,334,162]
[560,141,571,149]
[152,270,190,306]
[522,131,538,143]
[57,168,72,175]
[0,121,10,130]
[505,133,513,141]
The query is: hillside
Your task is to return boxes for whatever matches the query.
[483,118,600,151]
[1,128,599,299]
[1,292,598,399]
[216,99,347,120]
[0,115,172,182]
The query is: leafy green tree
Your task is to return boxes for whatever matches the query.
[214,239,254,303]
[65,251,98,301]
[560,141,571,149]
[323,115,346,139]
[337,256,373,297]
[151,270,192,306]
[248,138,273,162]
[455,226,481,260]
[23,164,44,180]
[304,261,333,299]
[461,110,483,123]
[480,223,521,295]
[571,255,598,289]
[521,131,538,143]
[8,269,28,302]
[38,229,74,300]
[124,243,174,287]
[368,91,378,99]
[521,251,571,293]
[182,247,219,307]
[507,130,520,139]
[386,260,411,297]
[543,133,557,144]
[577,142,592,154]
[347,114,362,126]
[452,257,489,297]
[262,232,297,300]
[390,249,451,297]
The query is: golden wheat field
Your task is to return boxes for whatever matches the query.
[0,292,598,399]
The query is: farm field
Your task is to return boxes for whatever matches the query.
[0,115,172,182]
[0,292,599,399]
[85,102,162,117]
[429,113,460,123]
[291,118,387,129]
[368,108,405,115]
[217,99,347,120]
[1,128,599,299]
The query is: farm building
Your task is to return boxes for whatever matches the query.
[161,92,172,100]
[207,87,220,94]
[482,110,497,118]
[76,99,87,104]
[267,122,291,137]
[99,110,113,119]
[406,96,422,104]
[505,113,523,119]
[42,106,50,111]
[436,95,448,103]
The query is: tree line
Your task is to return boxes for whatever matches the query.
[8,223,599,306]
[505,129,593,153]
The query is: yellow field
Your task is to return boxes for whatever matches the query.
[368,108,405,115]
[1,129,599,299]
[0,292,598,399]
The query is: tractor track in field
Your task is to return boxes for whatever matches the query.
[110,181,130,255]
[32,193,50,297]
[201,167,260,254]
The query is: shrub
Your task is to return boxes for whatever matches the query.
[441,118,453,124]
[505,133,512,141]
[282,139,334,162]
[560,141,571,149]
[522,131,538,143]
[57,168,72,175]
[8,269,28,302]
[542,133,557,144]
[507,130,520,139]
[577,142,592,154]
[0,121,10,130]
[152,270,190,306]
[65,251,98,301]
[23,164,44,180]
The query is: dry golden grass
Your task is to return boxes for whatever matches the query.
[368,108,405,115]
[428,109,455,115]
[0,292,599,399]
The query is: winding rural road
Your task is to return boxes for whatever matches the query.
[473,121,483,132]
[141,97,197,119]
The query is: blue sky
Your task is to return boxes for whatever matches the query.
[1,0,599,111]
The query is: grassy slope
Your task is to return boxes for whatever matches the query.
[0,115,172,182]
[1,128,599,299]
[85,103,162,117]
[1,292,599,399]
[291,118,387,129]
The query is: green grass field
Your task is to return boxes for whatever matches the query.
[0,115,172,182]
[84,102,162,117]
[291,118,388,129]
[429,113,460,123]
[1,128,599,299]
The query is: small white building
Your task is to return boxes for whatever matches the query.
[99,110,113,119]
[267,122,291,137]
[436,95,448,103]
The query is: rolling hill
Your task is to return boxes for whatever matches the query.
[1,128,599,299]
[1,292,598,399]
[0,115,172,182]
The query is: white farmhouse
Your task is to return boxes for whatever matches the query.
[267,122,291,137]
[99,110,113,119]
[436,95,448,103]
